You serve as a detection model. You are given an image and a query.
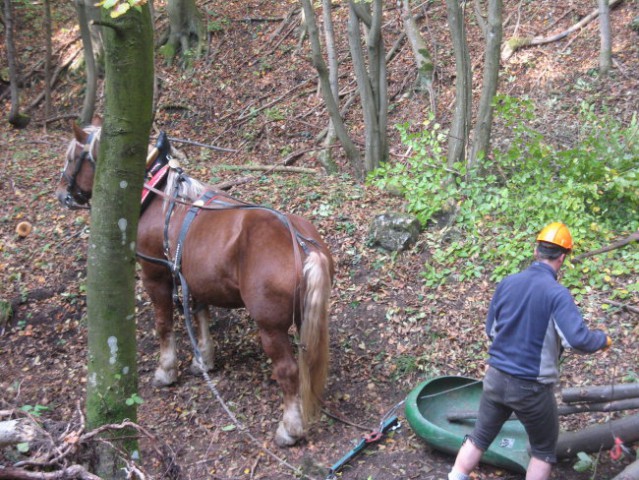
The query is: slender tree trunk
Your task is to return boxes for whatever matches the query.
[76,0,99,124]
[598,0,612,75]
[469,0,502,168]
[401,0,436,112]
[299,0,363,178]
[445,0,471,169]
[44,0,52,128]
[3,0,29,128]
[319,0,339,174]
[87,4,154,477]
[347,0,388,175]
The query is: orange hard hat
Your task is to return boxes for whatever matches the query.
[537,222,573,251]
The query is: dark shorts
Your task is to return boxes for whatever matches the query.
[469,366,558,464]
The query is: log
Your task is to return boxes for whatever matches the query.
[562,384,639,404]
[0,419,37,447]
[556,414,639,459]
[447,397,639,421]
[0,465,101,480]
[612,458,639,480]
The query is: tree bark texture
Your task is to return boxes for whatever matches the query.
[86,5,154,478]
[444,0,471,169]
[469,0,502,168]
[299,0,362,178]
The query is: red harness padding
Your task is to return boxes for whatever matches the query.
[141,164,170,213]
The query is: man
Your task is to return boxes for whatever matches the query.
[448,222,612,480]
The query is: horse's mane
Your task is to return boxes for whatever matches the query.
[65,125,102,163]
[164,169,208,209]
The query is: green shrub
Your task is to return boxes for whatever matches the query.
[368,97,639,297]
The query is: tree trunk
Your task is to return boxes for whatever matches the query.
[556,414,639,459]
[3,0,29,128]
[44,0,52,127]
[76,0,99,124]
[401,0,436,112]
[469,0,502,168]
[598,0,612,75]
[299,0,362,178]
[87,4,154,478]
[318,0,339,174]
[444,0,471,170]
[347,0,388,175]
[163,0,206,65]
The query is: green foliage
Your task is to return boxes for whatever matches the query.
[369,97,639,297]
[573,452,594,473]
[20,404,51,416]
[97,0,146,18]
[125,393,144,406]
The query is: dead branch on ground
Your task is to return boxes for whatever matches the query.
[572,231,639,263]
[501,0,623,61]
[0,405,179,480]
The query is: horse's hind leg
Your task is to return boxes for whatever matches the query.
[141,273,179,387]
[189,303,215,374]
[258,328,304,447]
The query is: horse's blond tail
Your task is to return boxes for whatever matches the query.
[299,250,331,424]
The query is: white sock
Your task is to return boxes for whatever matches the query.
[448,470,470,480]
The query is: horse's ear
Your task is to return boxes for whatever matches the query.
[72,122,89,144]
[91,115,103,127]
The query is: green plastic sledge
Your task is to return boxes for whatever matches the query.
[405,375,530,473]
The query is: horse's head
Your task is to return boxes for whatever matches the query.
[56,120,101,210]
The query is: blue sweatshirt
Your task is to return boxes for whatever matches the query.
[486,262,607,384]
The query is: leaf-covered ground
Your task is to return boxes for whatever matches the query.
[1,1,638,479]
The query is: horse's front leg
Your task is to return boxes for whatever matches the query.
[258,328,304,447]
[190,303,215,374]
[141,272,179,387]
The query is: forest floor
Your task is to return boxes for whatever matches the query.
[1,0,639,479]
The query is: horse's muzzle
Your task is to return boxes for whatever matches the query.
[57,191,89,210]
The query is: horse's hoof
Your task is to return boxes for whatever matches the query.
[274,421,303,447]
[189,359,214,375]
[152,369,177,387]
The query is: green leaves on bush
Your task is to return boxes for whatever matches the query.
[368,97,639,296]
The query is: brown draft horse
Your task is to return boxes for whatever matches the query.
[55,119,334,446]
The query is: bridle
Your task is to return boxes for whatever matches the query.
[60,132,98,210]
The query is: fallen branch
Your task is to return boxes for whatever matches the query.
[0,419,38,447]
[213,164,319,174]
[572,230,639,263]
[0,465,101,480]
[447,397,639,421]
[562,384,639,404]
[166,136,238,154]
[556,413,639,459]
[611,458,639,480]
[501,0,623,61]
[603,299,639,315]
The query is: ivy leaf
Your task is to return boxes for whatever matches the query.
[573,451,593,473]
